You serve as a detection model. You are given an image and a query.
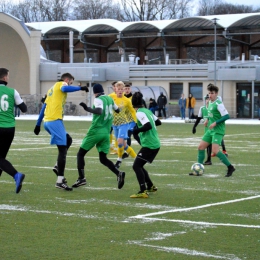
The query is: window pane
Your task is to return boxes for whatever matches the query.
[170,83,183,99]
[189,83,202,100]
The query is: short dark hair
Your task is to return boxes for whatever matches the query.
[112,81,117,86]
[124,83,131,88]
[0,68,9,79]
[132,92,143,108]
[61,73,74,81]
[207,83,219,93]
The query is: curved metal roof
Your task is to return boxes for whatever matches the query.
[227,13,260,30]
[25,12,260,35]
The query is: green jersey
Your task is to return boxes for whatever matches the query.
[0,85,16,128]
[207,99,228,135]
[136,108,160,149]
[87,95,115,135]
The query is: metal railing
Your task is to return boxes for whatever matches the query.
[21,94,81,116]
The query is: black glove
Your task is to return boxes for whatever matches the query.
[80,86,89,92]
[34,125,40,135]
[192,126,196,134]
[79,102,88,110]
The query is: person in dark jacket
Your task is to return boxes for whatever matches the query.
[149,98,158,115]
[157,92,167,118]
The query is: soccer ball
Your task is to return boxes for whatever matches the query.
[191,163,204,176]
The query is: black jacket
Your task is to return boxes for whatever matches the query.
[157,94,167,108]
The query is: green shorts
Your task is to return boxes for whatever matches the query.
[202,131,223,145]
[80,133,110,154]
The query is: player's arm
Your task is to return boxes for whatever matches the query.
[79,101,102,115]
[209,103,229,129]
[14,90,27,113]
[113,103,120,113]
[152,113,162,126]
[192,106,203,134]
[133,111,152,134]
[127,98,137,121]
[216,103,230,124]
[34,103,46,135]
[61,83,89,93]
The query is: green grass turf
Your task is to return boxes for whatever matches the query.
[0,120,259,259]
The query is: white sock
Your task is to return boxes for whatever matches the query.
[57,176,64,183]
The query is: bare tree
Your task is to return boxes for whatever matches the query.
[120,0,193,21]
[214,3,255,14]
[7,0,73,22]
[72,0,122,20]
[196,0,223,16]
[197,0,257,16]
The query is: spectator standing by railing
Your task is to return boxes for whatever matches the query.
[186,93,196,119]
[178,93,186,119]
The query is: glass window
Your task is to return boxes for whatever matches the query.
[170,83,183,99]
[189,83,203,100]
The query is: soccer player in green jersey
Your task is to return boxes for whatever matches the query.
[72,84,126,189]
[190,84,235,177]
[130,92,162,198]
[192,94,212,165]
[0,68,27,193]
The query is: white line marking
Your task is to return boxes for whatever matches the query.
[128,242,241,259]
[130,195,260,218]
[134,217,260,229]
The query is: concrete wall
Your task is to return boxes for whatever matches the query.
[0,13,41,95]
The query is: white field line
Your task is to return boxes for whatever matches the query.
[130,195,260,228]
[133,217,260,229]
[128,242,241,260]
[0,204,97,219]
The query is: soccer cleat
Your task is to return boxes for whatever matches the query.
[211,153,216,157]
[114,160,122,169]
[117,172,125,189]
[223,150,228,157]
[55,179,73,191]
[72,178,87,188]
[122,152,129,159]
[146,185,157,192]
[110,148,117,155]
[14,172,25,194]
[225,165,235,177]
[130,191,149,198]
[203,161,212,165]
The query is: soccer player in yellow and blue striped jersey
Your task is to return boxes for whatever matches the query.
[111,81,136,169]
[108,81,118,154]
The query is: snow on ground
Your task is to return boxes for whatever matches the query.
[17,114,260,125]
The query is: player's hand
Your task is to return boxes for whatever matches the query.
[80,86,89,92]
[34,125,40,135]
[79,102,88,110]
[209,122,216,129]
[192,127,196,134]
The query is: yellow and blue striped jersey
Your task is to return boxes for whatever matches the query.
[124,94,137,122]
[112,95,136,126]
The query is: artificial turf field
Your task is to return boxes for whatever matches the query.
[0,120,259,260]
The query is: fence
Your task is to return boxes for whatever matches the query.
[21,94,81,116]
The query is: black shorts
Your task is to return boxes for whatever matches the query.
[0,127,15,158]
[136,147,160,164]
